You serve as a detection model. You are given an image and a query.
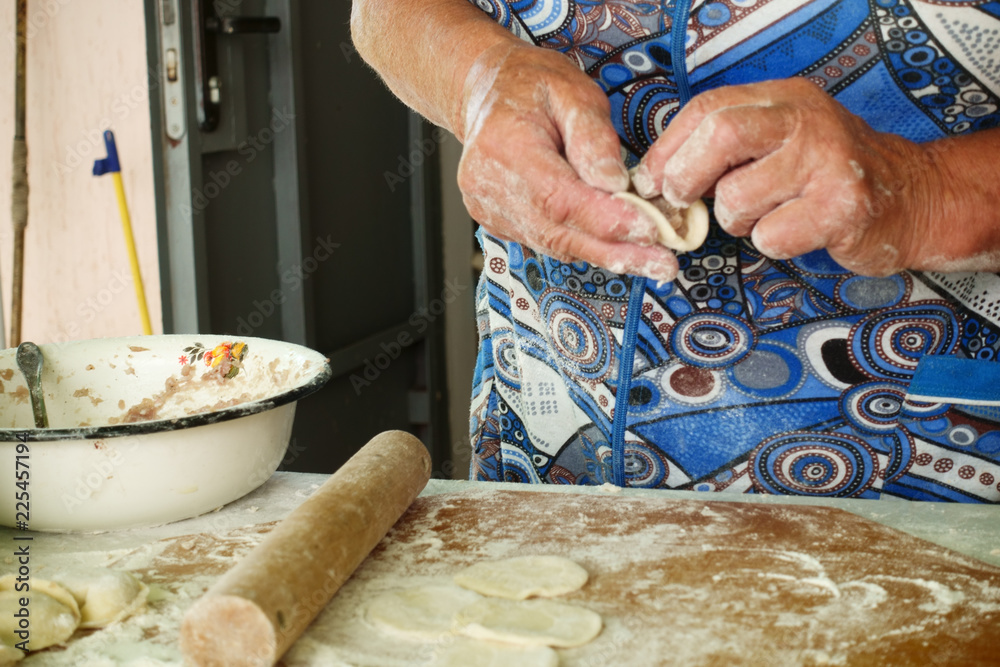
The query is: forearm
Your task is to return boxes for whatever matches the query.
[911,128,1000,272]
[350,0,521,138]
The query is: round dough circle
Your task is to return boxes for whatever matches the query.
[453,555,589,600]
[429,639,559,667]
[453,598,602,648]
[365,585,482,640]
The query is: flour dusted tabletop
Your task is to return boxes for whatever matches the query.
[4,475,999,665]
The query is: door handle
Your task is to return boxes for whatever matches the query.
[193,0,281,132]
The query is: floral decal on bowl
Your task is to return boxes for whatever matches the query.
[178,341,249,379]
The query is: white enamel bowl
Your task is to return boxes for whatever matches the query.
[0,335,330,532]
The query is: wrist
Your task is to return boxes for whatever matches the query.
[452,40,525,143]
[904,130,1000,272]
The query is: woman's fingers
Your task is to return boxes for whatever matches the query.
[749,197,833,261]
[558,99,632,194]
[526,221,680,280]
[462,131,659,242]
[631,77,934,275]
[658,104,793,207]
[750,190,905,277]
[468,183,680,279]
[455,44,680,278]
[460,123,677,279]
[713,146,805,237]
[634,83,797,199]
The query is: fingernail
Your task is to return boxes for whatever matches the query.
[632,167,656,198]
[661,160,692,209]
[713,197,734,232]
[660,185,690,210]
[750,226,786,259]
[590,159,630,193]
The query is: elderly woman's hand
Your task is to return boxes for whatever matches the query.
[456,43,680,281]
[634,77,939,277]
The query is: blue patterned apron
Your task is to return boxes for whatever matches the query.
[468,0,1000,502]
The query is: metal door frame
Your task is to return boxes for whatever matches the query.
[143,0,452,466]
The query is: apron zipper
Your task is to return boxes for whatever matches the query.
[611,276,647,487]
[671,0,694,106]
[612,1,693,486]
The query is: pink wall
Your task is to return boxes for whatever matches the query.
[0,0,161,346]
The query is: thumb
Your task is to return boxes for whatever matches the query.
[557,99,630,194]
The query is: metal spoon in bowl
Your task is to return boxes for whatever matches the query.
[16,342,48,428]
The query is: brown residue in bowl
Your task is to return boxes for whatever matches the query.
[85,364,95,371]
[124,398,159,423]
[189,393,255,415]
[129,346,150,352]
[267,359,290,386]
[73,388,104,407]
[0,369,12,381]
[121,361,244,424]
[11,387,28,404]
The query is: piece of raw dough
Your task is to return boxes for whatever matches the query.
[366,585,482,640]
[0,643,23,666]
[50,568,148,628]
[454,555,588,600]
[612,169,709,252]
[453,598,602,648]
[428,638,558,667]
[0,576,80,651]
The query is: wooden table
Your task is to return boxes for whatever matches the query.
[7,474,1000,666]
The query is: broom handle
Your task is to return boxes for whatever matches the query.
[112,170,152,335]
[10,0,28,347]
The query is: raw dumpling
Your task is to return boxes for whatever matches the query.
[453,598,602,648]
[48,568,148,628]
[428,638,558,667]
[366,585,482,640]
[0,576,80,651]
[454,556,588,600]
[0,643,23,666]
[612,168,709,252]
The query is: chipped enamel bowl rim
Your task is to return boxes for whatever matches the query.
[0,335,331,532]
[0,335,331,441]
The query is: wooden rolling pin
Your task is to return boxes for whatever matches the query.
[180,430,432,666]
